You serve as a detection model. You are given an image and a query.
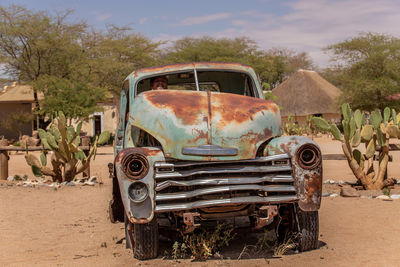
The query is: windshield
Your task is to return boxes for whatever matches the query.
[136,70,257,97]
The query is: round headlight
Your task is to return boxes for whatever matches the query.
[296,144,321,169]
[121,152,149,179]
[128,182,149,203]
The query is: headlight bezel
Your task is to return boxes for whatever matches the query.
[296,144,321,169]
[121,151,149,180]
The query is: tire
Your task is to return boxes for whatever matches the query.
[277,204,319,252]
[125,214,159,260]
[296,208,319,252]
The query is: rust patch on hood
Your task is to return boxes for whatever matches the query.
[145,90,208,125]
[211,93,279,125]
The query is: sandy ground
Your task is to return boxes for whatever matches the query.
[1,137,400,266]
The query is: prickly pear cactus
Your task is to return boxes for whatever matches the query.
[25,111,110,182]
[312,104,396,190]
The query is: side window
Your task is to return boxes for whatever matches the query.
[123,80,130,123]
[116,80,129,150]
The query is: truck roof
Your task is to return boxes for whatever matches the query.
[127,62,256,80]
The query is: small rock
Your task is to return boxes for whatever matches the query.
[89,176,97,183]
[7,176,14,181]
[322,192,330,197]
[376,195,390,200]
[340,186,361,197]
[23,184,32,188]
[359,190,382,198]
[329,193,339,198]
[338,180,345,185]
[38,183,47,187]
[66,182,75,186]
[83,181,95,186]
[390,194,400,200]
[61,182,68,186]
[324,179,336,184]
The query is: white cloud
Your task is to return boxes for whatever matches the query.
[152,0,400,67]
[177,13,232,26]
[139,18,148,25]
[207,0,400,67]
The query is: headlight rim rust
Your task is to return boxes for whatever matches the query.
[296,144,321,169]
[121,151,149,180]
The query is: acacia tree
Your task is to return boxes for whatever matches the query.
[323,33,400,111]
[163,37,314,89]
[0,6,162,122]
[0,5,89,117]
[83,25,161,96]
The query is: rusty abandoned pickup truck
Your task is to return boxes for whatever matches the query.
[109,62,322,259]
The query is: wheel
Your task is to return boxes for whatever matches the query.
[276,204,319,252]
[124,214,159,260]
[296,208,319,251]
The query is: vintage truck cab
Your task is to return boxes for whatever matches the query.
[109,62,322,259]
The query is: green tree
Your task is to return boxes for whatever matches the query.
[268,48,315,75]
[83,25,162,96]
[324,33,400,111]
[163,37,313,89]
[0,5,89,116]
[0,6,162,121]
[33,75,106,123]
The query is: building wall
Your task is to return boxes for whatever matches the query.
[0,102,33,140]
[78,103,117,137]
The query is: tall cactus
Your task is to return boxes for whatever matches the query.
[25,111,110,182]
[312,104,396,190]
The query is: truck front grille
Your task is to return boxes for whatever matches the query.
[153,154,298,213]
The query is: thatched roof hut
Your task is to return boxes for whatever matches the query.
[272,69,342,123]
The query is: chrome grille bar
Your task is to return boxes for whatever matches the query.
[155,195,298,212]
[154,153,290,169]
[155,184,296,201]
[155,165,292,179]
[155,174,294,191]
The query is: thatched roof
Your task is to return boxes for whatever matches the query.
[272,70,342,116]
[0,83,43,103]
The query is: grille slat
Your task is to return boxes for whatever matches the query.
[156,184,296,201]
[155,174,294,191]
[155,195,298,213]
[155,165,292,179]
[154,154,297,213]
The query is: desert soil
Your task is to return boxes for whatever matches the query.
[1,137,400,266]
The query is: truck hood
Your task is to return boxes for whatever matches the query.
[130,90,282,160]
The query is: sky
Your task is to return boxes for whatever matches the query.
[2,0,400,68]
